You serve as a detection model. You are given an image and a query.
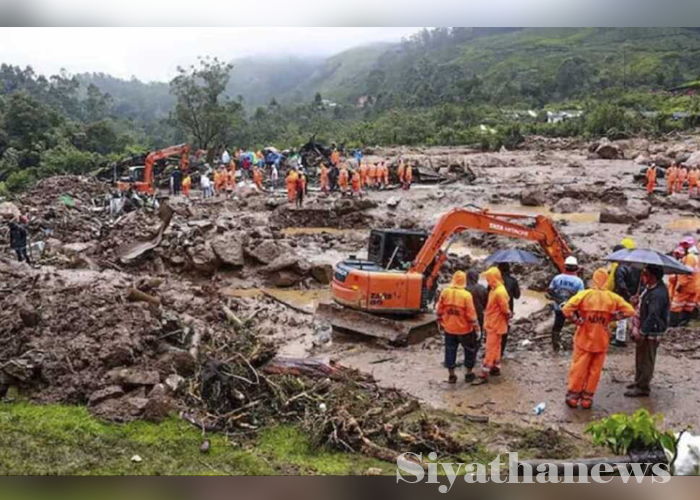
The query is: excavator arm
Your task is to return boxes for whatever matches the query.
[410,209,571,292]
[142,144,190,192]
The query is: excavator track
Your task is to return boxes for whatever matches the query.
[315,302,438,346]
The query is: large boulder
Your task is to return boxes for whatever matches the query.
[0,202,20,221]
[310,263,333,284]
[211,233,247,267]
[595,140,623,160]
[186,242,221,274]
[551,197,579,214]
[685,151,700,168]
[520,187,547,207]
[599,201,651,224]
[247,239,283,265]
[333,198,377,215]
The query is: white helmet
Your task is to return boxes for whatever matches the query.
[565,256,579,267]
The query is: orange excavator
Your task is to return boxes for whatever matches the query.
[316,208,572,345]
[117,144,190,195]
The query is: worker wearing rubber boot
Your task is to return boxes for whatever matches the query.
[563,268,635,410]
[548,256,585,352]
[473,267,511,385]
[671,241,700,326]
[436,271,480,384]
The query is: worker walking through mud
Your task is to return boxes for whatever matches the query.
[286,169,299,203]
[562,268,635,409]
[473,267,511,385]
[437,271,481,384]
[296,170,306,208]
[9,216,31,264]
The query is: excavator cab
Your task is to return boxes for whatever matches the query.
[367,229,428,270]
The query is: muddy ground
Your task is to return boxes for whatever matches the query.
[2,134,700,458]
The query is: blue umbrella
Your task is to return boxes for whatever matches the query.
[604,248,693,275]
[484,248,542,266]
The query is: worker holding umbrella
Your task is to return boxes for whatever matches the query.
[604,247,690,399]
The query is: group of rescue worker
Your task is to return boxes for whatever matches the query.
[645,162,700,196]
[435,233,699,410]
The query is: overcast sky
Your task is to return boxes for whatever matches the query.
[0,27,420,82]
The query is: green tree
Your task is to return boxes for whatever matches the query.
[170,57,238,162]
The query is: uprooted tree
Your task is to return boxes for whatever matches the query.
[169,57,242,164]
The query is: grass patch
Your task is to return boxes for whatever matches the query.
[0,402,390,475]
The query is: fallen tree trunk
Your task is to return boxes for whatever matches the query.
[263,357,356,380]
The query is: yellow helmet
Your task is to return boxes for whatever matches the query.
[621,238,636,250]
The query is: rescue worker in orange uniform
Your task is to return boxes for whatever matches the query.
[667,164,677,194]
[182,175,192,197]
[320,164,330,194]
[331,149,340,167]
[562,268,635,409]
[473,267,511,385]
[351,169,362,197]
[229,160,237,179]
[671,241,700,326]
[689,167,700,197]
[367,163,377,189]
[645,165,657,196]
[676,164,689,193]
[436,271,480,384]
[403,163,413,190]
[397,160,406,186]
[338,165,349,195]
[360,161,369,188]
[381,162,389,188]
[253,165,264,191]
[286,169,299,203]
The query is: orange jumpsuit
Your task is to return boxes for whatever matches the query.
[229,160,237,178]
[397,162,405,185]
[320,165,329,193]
[182,176,191,197]
[437,272,478,334]
[403,165,413,189]
[253,167,264,190]
[338,167,349,193]
[300,173,307,194]
[381,164,389,187]
[688,169,700,197]
[479,267,511,379]
[286,170,299,202]
[667,166,677,194]
[360,163,369,188]
[563,269,635,409]
[331,150,340,166]
[672,253,700,313]
[676,167,688,193]
[351,170,362,196]
[368,164,377,188]
[645,167,657,195]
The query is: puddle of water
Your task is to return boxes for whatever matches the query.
[224,287,331,311]
[484,204,599,224]
[667,218,700,231]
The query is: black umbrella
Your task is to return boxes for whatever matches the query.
[604,248,693,275]
[484,249,542,266]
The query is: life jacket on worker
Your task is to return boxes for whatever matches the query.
[436,271,478,335]
[562,269,635,353]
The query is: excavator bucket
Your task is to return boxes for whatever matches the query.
[315,302,438,346]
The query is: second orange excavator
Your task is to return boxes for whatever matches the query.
[117,144,190,195]
[316,208,572,345]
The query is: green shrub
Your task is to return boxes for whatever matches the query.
[585,409,676,456]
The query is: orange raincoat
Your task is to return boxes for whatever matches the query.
[286,170,299,202]
[676,167,688,193]
[397,161,405,184]
[436,271,478,335]
[480,267,511,377]
[331,150,340,166]
[689,168,699,196]
[253,167,264,190]
[351,170,362,195]
[645,166,657,195]
[403,165,413,189]
[563,269,635,407]
[667,166,677,194]
[182,176,191,197]
[671,253,700,313]
[360,163,369,187]
[320,165,329,193]
[368,164,377,188]
[339,167,349,192]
